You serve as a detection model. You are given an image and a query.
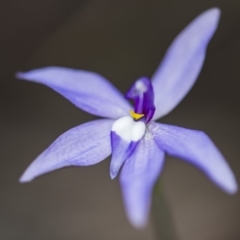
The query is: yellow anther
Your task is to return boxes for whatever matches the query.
[129,110,144,120]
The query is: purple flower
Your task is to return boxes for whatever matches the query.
[17,8,237,228]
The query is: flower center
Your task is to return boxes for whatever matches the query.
[126,77,155,123]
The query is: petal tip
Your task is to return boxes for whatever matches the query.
[19,165,38,183]
[202,7,221,24]
[209,7,221,16]
[225,180,238,195]
[19,172,33,183]
[110,171,117,180]
[16,71,32,82]
[128,215,147,229]
[15,72,24,79]
[219,169,238,195]
[206,7,221,14]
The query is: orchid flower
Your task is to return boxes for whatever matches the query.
[17,8,237,228]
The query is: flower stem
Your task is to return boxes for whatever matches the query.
[152,182,179,240]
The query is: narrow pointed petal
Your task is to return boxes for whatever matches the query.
[120,137,165,228]
[150,122,238,194]
[110,132,137,179]
[152,8,221,119]
[110,116,146,179]
[16,67,131,119]
[20,119,114,182]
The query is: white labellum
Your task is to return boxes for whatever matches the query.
[111,116,146,142]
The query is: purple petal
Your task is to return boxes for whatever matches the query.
[110,131,138,179]
[20,119,114,182]
[110,116,146,179]
[152,8,220,119]
[16,67,131,119]
[120,137,165,228]
[150,122,237,194]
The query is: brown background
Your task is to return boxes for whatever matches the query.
[0,0,240,239]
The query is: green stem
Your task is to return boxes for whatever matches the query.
[152,182,179,240]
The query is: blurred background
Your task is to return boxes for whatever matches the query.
[0,0,240,239]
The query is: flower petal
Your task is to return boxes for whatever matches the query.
[152,8,220,119]
[110,132,137,179]
[110,116,146,179]
[150,122,238,194]
[120,137,165,228]
[16,67,131,119]
[20,119,114,182]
